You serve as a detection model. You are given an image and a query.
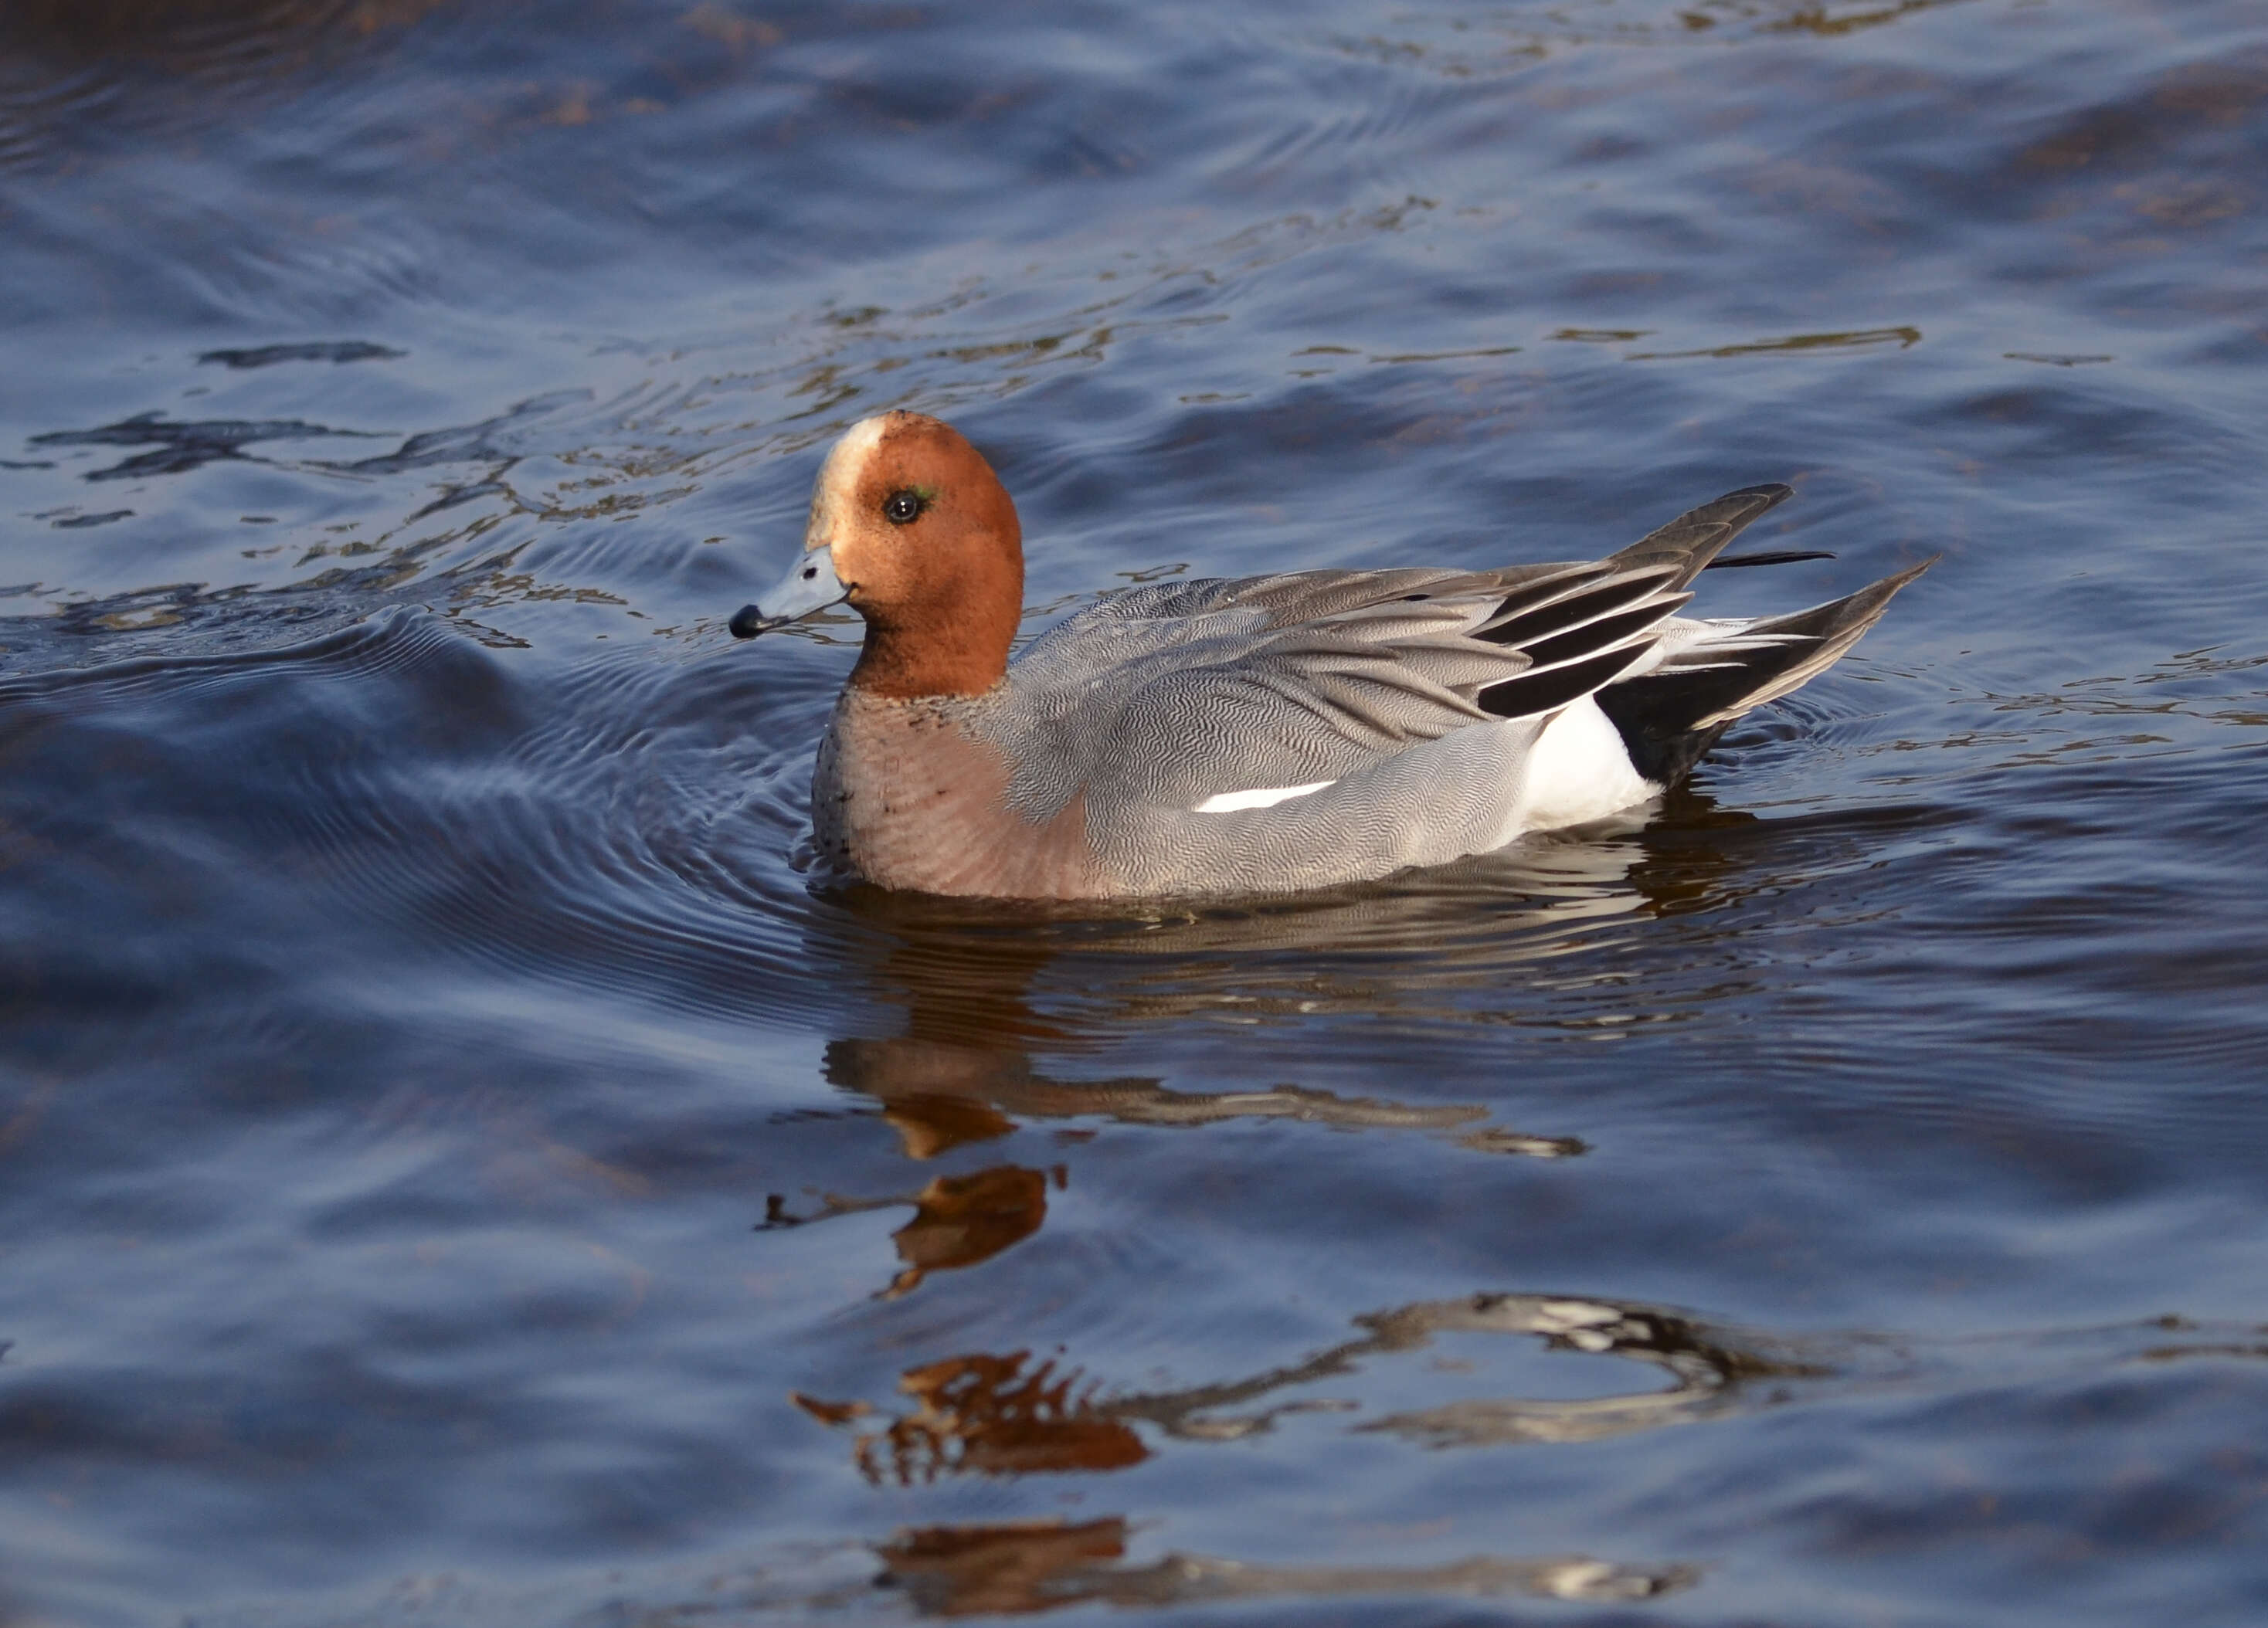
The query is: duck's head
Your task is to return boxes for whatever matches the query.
[730,411,1023,700]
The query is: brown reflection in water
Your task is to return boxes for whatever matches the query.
[871,1517,1696,1616]
[821,1035,1584,1162]
[798,1350,1147,1485]
[877,1519,1129,1618]
[763,1035,1577,1311]
[764,1165,1052,1300]
[883,1167,1049,1299]
[797,1291,1818,1484]
[769,1034,1580,1305]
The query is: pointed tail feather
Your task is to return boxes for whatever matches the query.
[1594,557,1934,785]
[1704,548,1836,570]
[1605,483,1795,591]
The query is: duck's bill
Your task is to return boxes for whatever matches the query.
[729,545,850,639]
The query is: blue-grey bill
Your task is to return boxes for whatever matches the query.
[730,544,848,639]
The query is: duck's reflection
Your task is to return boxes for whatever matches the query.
[796,1290,1817,1482]
[763,1164,1056,1300]
[735,805,1853,1619]
[1345,1292,1820,1449]
[756,792,1835,1617]
[869,1517,1696,1616]
[786,1292,1777,1614]
[765,799,1808,1297]
[759,1038,1579,1300]
[797,1349,1148,1482]
[816,1035,1586,1163]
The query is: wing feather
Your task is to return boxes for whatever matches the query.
[1001,493,1822,819]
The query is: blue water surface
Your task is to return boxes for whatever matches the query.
[3,1,2267,1623]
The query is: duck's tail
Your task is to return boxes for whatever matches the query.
[1604,481,1798,588]
[1594,556,1934,785]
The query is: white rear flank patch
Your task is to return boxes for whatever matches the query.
[1193,779,1336,814]
[1518,697,1655,829]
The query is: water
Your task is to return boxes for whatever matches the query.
[3,1,2267,1622]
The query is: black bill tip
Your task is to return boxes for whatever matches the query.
[728,603,777,639]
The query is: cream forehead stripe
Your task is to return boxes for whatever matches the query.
[804,415,892,551]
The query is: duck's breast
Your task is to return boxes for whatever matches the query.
[813,690,1110,898]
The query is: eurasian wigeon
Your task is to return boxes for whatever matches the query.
[731,410,1928,899]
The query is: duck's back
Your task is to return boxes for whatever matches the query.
[959,565,1627,896]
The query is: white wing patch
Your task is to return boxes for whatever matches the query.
[1192,779,1336,814]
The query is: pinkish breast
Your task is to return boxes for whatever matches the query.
[812,689,1111,899]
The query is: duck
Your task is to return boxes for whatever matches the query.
[729,411,1928,900]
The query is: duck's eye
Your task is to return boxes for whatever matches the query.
[882,490,926,526]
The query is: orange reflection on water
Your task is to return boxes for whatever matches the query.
[799,1290,1823,1488]
[868,1516,1696,1617]
[883,1165,1051,1298]
[875,1519,1131,1617]
[762,1162,1054,1299]
[800,1349,1146,1486]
